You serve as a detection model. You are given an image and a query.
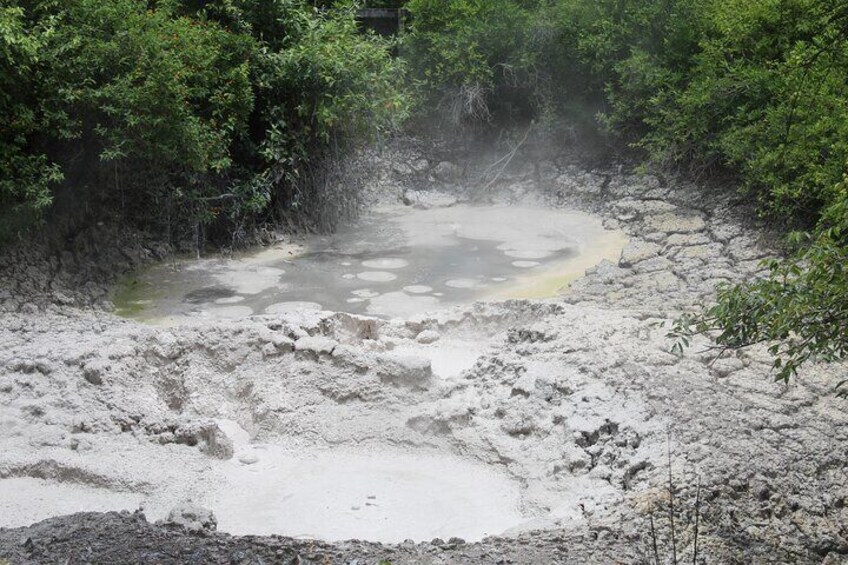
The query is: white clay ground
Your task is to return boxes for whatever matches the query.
[3,164,848,559]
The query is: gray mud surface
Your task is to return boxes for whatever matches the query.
[1,146,848,564]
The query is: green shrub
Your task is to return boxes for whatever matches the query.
[0,0,408,242]
[670,221,848,384]
[0,5,63,238]
[405,0,538,124]
[631,0,848,225]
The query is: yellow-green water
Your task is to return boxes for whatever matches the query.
[114,204,627,323]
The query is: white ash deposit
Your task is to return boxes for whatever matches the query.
[2,159,848,561]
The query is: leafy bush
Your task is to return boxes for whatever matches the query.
[609,0,848,379]
[630,1,848,225]
[404,0,539,125]
[0,5,63,237]
[0,0,408,243]
[670,224,848,384]
[408,0,848,224]
[250,3,408,226]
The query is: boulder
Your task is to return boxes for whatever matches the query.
[378,352,432,389]
[294,336,337,356]
[642,212,706,234]
[415,330,441,344]
[158,504,217,533]
[618,241,661,268]
[402,190,458,209]
[432,161,463,181]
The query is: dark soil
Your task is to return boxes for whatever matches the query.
[0,511,638,564]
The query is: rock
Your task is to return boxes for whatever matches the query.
[501,413,537,436]
[632,256,674,274]
[271,334,295,352]
[623,271,681,293]
[585,260,627,284]
[588,464,613,481]
[391,162,413,176]
[150,332,182,360]
[261,342,278,357]
[294,336,337,356]
[20,536,34,552]
[416,330,440,344]
[378,352,432,389]
[410,158,429,173]
[668,243,724,264]
[174,421,234,460]
[603,218,621,230]
[51,291,75,306]
[238,453,259,465]
[567,448,592,473]
[402,190,458,209]
[665,233,712,247]
[642,232,667,243]
[447,537,466,546]
[726,236,770,262]
[618,241,661,268]
[711,356,745,378]
[158,504,217,533]
[709,223,744,243]
[20,302,38,315]
[537,161,559,180]
[330,344,369,371]
[511,374,536,397]
[432,161,462,181]
[614,198,677,217]
[82,360,109,385]
[554,172,606,195]
[642,212,706,234]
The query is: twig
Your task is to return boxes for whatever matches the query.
[649,513,661,565]
[474,125,533,198]
[693,475,702,565]
[668,430,678,565]
[197,193,236,202]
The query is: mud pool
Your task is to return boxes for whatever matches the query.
[115,204,627,322]
[0,423,532,544]
[209,421,529,542]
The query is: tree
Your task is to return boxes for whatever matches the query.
[0,0,408,244]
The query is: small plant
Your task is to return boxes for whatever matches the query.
[645,433,704,565]
[668,225,848,390]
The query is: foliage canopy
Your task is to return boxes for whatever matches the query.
[0,0,408,241]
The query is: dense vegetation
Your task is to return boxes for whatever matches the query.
[403,0,848,381]
[0,0,407,242]
[406,0,847,224]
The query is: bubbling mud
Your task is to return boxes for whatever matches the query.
[114,204,627,323]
